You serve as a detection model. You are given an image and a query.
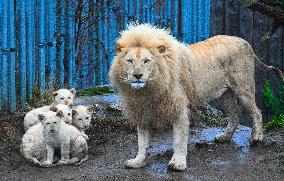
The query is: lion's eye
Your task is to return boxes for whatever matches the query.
[127,59,133,64]
[144,59,150,64]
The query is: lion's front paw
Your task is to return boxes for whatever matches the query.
[214,134,232,143]
[251,132,264,143]
[168,156,187,171]
[124,159,145,169]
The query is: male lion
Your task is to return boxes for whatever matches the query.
[109,24,283,171]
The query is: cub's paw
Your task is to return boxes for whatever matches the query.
[168,159,187,171]
[57,160,70,165]
[214,134,232,143]
[31,158,40,165]
[124,159,145,169]
[39,161,53,167]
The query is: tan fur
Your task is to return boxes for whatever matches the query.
[109,24,281,171]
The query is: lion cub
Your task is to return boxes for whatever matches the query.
[21,109,88,166]
[72,105,95,133]
[40,111,88,166]
[23,88,75,131]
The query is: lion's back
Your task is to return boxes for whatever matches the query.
[187,35,252,61]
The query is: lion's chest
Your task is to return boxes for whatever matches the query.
[124,91,186,124]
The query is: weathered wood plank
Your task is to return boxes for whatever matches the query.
[267,26,283,120]
[254,12,270,121]
[225,0,240,36]
[240,6,254,44]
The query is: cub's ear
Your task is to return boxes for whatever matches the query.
[158,45,166,54]
[72,110,78,117]
[50,106,58,112]
[70,88,76,95]
[52,91,58,97]
[115,43,123,53]
[56,111,64,118]
[38,114,45,122]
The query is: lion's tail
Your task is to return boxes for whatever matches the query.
[254,54,284,81]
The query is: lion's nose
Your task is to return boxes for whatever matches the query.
[133,74,143,79]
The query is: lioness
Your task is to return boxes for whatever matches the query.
[109,24,283,171]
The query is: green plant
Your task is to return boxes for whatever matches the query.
[77,86,113,96]
[263,80,284,131]
[264,115,284,132]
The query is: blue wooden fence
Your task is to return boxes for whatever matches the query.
[0,0,210,112]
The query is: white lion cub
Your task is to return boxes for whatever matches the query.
[23,88,76,131]
[21,110,88,166]
[72,105,95,133]
[40,111,88,166]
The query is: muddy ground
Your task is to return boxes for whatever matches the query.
[0,111,284,181]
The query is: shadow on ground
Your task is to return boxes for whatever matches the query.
[0,112,283,181]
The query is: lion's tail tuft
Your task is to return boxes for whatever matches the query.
[254,54,284,81]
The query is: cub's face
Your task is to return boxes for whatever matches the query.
[50,104,72,124]
[121,47,155,89]
[39,111,63,134]
[72,105,93,131]
[53,89,76,106]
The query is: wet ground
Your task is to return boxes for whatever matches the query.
[0,113,283,181]
[0,95,283,180]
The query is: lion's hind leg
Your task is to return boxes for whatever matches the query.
[214,90,240,143]
[234,90,263,142]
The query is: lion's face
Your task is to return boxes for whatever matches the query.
[121,47,156,89]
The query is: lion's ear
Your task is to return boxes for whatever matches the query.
[116,43,123,53]
[158,45,166,54]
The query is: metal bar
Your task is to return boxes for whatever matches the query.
[38,0,46,93]
[19,0,27,107]
[1,0,8,110]
[8,0,16,111]
[48,0,56,89]
[26,0,34,99]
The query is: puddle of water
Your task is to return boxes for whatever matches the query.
[191,126,252,148]
[231,126,252,148]
[148,139,172,156]
[211,159,231,167]
[237,148,252,164]
[98,95,120,104]
[150,162,168,174]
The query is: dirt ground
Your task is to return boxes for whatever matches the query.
[0,113,283,181]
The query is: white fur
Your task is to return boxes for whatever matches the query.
[24,104,72,131]
[72,105,93,134]
[53,88,76,106]
[130,82,145,89]
[20,123,46,164]
[125,126,149,168]
[21,111,88,166]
